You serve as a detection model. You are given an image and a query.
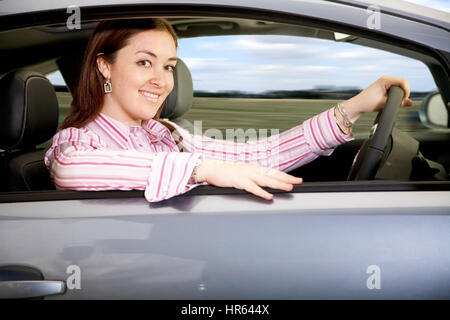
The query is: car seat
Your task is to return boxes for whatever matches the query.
[0,70,59,191]
[160,58,196,133]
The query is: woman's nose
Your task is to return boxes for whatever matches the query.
[150,68,165,87]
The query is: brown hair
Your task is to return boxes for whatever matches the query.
[60,18,178,131]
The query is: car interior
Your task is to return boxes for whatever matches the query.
[0,16,449,198]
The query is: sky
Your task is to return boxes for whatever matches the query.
[47,0,449,93]
[177,35,437,93]
[403,0,450,11]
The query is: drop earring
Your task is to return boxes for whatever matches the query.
[103,79,112,93]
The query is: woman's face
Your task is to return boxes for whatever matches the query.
[97,29,177,126]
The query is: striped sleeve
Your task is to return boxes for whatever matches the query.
[44,127,203,202]
[169,107,353,172]
[302,107,353,156]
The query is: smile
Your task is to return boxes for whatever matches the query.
[139,90,160,103]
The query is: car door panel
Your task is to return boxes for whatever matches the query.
[1,191,449,299]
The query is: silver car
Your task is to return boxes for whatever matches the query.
[0,0,449,300]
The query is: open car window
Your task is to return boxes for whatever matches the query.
[0,14,449,202]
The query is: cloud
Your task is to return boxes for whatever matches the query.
[190,35,406,65]
[403,0,450,12]
[182,57,235,71]
[190,36,331,61]
[179,34,438,92]
[234,37,334,62]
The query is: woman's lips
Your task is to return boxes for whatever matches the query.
[139,90,160,103]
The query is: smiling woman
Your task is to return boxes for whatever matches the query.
[44,18,413,203]
[95,32,177,126]
[60,18,179,129]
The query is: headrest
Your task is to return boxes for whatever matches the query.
[0,70,59,150]
[161,59,193,120]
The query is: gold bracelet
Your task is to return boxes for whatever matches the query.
[334,106,350,135]
[336,103,353,127]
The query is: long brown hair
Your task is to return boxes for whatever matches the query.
[60,18,178,131]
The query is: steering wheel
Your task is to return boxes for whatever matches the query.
[347,86,405,180]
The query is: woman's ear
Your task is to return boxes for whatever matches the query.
[96,54,111,79]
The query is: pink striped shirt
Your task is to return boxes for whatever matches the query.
[44,108,353,202]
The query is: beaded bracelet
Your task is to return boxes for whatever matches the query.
[188,155,203,184]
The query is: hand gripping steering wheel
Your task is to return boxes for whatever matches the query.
[347,86,405,180]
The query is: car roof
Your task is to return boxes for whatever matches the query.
[0,0,448,28]
[336,0,449,26]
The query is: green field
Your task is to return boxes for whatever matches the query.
[56,92,426,141]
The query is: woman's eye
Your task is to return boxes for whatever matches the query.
[138,60,151,68]
[166,65,176,72]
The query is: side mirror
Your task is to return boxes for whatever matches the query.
[418,91,449,128]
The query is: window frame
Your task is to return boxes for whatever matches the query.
[1,181,450,204]
[0,4,448,204]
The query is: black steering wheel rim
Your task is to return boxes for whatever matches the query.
[347,86,405,181]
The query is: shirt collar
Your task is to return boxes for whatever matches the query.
[99,112,130,131]
[141,118,172,140]
[94,113,131,147]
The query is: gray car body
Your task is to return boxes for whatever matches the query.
[1,191,450,299]
[0,0,449,299]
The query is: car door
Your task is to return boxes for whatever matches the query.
[1,187,450,299]
[1,0,450,300]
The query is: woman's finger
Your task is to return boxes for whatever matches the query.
[244,182,274,200]
[253,174,294,191]
[402,98,413,108]
[382,75,411,100]
[262,167,303,184]
[385,76,412,108]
